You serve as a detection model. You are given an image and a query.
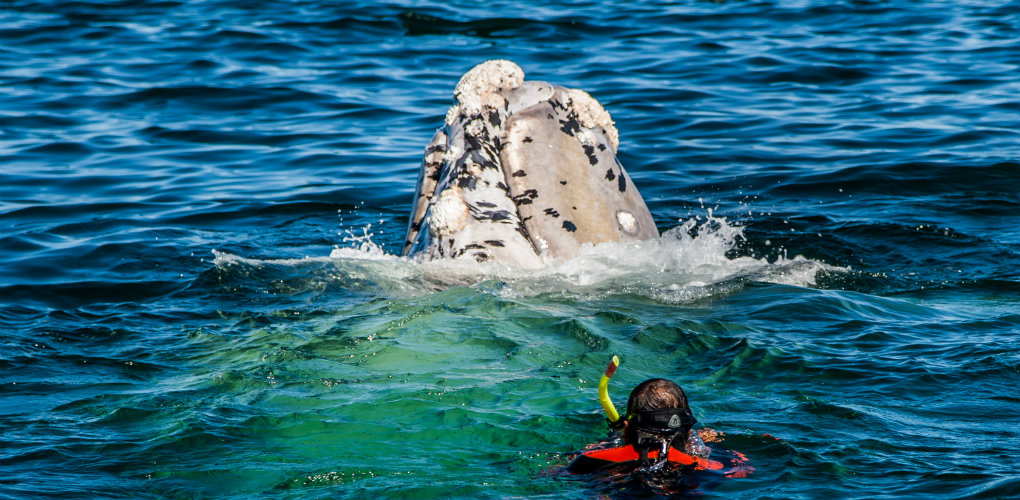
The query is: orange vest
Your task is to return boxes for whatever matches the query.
[568,445,724,473]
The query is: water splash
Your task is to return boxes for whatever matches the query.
[331,222,389,260]
[501,213,840,302]
[216,213,842,303]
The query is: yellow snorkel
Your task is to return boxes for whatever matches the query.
[598,355,625,429]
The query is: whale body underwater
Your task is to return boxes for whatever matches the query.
[402,60,659,269]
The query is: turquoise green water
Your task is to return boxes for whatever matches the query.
[31,227,1004,499]
[7,227,1018,498]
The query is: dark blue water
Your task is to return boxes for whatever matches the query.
[1,1,1018,499]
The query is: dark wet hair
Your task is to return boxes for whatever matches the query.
[627,379,690,414]
[624,379,693,445]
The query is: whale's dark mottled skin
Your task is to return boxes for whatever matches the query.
[403,60,658,268]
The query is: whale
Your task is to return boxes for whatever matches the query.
[402,60,659,269]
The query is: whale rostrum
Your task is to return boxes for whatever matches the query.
[403,60,658,268]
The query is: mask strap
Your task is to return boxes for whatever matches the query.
[638,444,651,467]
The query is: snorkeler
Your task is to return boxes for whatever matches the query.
[567,356,752,483]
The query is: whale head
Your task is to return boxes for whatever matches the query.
[403,60,659,268]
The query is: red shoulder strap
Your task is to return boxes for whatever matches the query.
[666,448,724,470]
[582,445,640,462]
[582,445,724,470]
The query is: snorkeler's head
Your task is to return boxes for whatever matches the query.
[624,379,696,446]
[626,379,689,414]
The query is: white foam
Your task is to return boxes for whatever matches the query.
[212,213,841,302]
[330,214,841,300]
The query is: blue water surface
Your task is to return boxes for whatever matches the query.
[1,1,1018,499]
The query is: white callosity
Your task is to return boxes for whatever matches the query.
[427,187,469,238]
[566,88,619,152]
[447,59,525,124]
[616,210,638,234]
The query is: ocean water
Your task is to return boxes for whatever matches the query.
[1,0,1018,498]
